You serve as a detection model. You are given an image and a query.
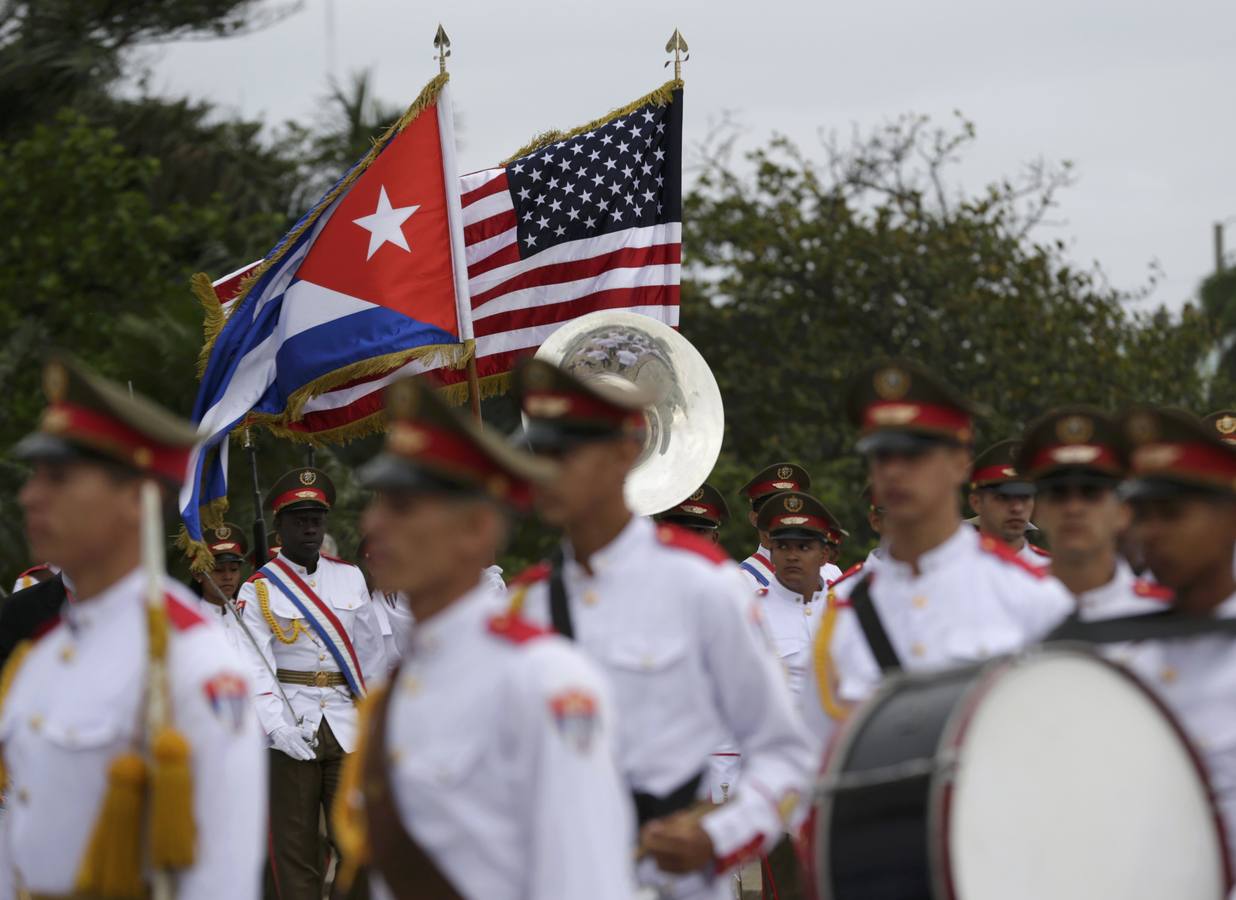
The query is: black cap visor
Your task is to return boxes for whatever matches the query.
[768,527,827,543]
[516,419,631,454]
[358,453,486,499]
[1120,476,1236,502]
[857,429,961,456]
[980,481,1037,498]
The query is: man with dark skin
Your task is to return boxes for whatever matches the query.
[234,468,386,900]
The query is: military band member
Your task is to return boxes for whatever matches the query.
[969,439,1050,567]
[509,359,815,900]
[194,522,248,605]
[0,565,70,670]
[10,563,55,594]
[234,468,386,900]
[802,360,1072,749]
[1017,407,1168,618]
[736,462,811,590]
[0,356,265,899]
[655,483,729,543]
[331,376,635,899]
[861,482,884,568]
[1113,406,1236,867]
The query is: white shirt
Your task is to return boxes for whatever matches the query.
[757,575,827,699]
[802,525,1072,750]
[510,517,815,899]
[235,552,387,751]
[0,569,266,900]
[369,581,636,900]
[821,562,844,584]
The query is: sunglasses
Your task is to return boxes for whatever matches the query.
[1038,482,1112,502]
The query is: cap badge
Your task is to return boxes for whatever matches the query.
[41,407,70,434]
[690,488,705,501]
[1057,415,1094,444]
[1217,415,1236,436]
[1132,444,1181,471]
[1050,445,1102,465]
[294,490,319,501]
[1126,412,1158,444]
[777,466,794,480]
[780,516,809,526]
[216,526,231,540]
[300,470,317,486]
[874,367,910,400]
[681,504,708,515]
[525,394,572,418]
[784,496,804,513]
[389,424,428,455]
[133,447,153,468]
[869,403,920,426]
[43,362,68,402]
[1000,466,1017,478]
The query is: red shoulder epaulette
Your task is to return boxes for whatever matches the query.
[164,592,207,632]
[830,562,864,589]
[244,571,267,585]
[1028,544,1052,558]
[977,535,1048,578]
[756,587,769,597]
[1132,579,1173,603]
[487,613,551,644]
[16,563,51,580]
[654,523,730,565]
[507,561,551,588]
[321,554,357,568]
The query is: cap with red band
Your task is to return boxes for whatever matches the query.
[738,462,811,504]
[265,468,335,515]
[1016,406,1128,483]
[204,522,249,561]
[513,357,655,452]
[1203,410,1236,447]
[846,359,978,453]
[970,440,1035,494]
[358,374,556,511]
[14,355,199,486]
[1120,406,1236,498]
[656,483,730,529]
[756,491,843,542]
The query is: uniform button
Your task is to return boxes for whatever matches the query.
[17,788,29,805]
[28,714,43,732]
[60,644,76,663]
[583,590,599,606]
[319,653,326,661]
[912,596,928,610]
[804,606,813,617]
[1160,666,1179,684]
[910,642,926,658]
[319,699,327,709]
[403,677,421,696]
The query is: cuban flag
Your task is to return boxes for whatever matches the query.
[180,74,472,550]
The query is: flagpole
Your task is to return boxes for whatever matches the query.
[665,28,689,80]
[434,23,483,424]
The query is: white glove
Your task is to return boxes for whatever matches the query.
[269,724,315,761]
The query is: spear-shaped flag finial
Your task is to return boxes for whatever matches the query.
[665,28,689,80]
[434,24,451,74]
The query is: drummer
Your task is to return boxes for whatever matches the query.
[1114,405,1236,868]
[1016,406,1170,618]
[800,359,1072,748]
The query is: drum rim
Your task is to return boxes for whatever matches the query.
[925,643,1234,900]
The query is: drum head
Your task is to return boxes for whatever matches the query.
[939,651,1227,900]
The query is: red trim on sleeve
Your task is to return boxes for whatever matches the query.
[977,535,1047,578]
[1133,579,1174,602]
[507,561,551,587]
[655,523,731,564]
[487,614,551,644]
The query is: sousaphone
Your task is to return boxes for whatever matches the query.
[533,311,725,517]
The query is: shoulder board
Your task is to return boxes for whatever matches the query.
[1028,544,1052,558]
[654,523,730,564]
[487,613,551,645]
[507,561,551,588]
[830,561,864,589]
[321,554,358,568]
[244,571,268,585]
[1132,579,1173,602]
[164,593,207,632]
[16,563,51,580]
[977,535,1047,578]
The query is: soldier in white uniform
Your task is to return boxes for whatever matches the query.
[1017,406,1170,619]
[331,375,635,899]
[968,438,1052,567]
[0,356,265,899]
[509,359,816,900]
[736,462,811,591]
[803,359,1072,752]
[234,467,387,900]
[187,521,250,650]
[655,483,729,544]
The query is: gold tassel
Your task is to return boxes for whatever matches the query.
[812,591,850,721]
[191,272,230,380]
[74,751,148,899]
[149,726,196,869]
[331,686,382,891]
[0,639,33,789]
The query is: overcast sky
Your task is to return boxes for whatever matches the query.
[145,0,1236,311]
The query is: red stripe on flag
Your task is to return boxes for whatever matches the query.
[460,171,509,207]
[466,242,522,280]
[471,242,681,306]
[474,284,681,337]
[463,210,518,246]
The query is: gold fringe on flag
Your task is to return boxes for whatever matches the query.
[175,495,229,574]
[191,273,229,380]
[501,79,683,165]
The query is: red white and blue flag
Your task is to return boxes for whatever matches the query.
[207,83,683,440]
[181,75,471,546]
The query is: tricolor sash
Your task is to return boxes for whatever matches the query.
[739,551,773,587]
[260,558,367,697]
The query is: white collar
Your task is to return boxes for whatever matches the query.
[880,523,971,578]
[406,578,492,655]
[564,514,649,575]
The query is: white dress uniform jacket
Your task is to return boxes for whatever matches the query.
[757,576,827,700]
[370,580,636,900]
[0,569,266,900]
[737,546,775,591]
[370,590,413,668]
[802,525,1072,751]
[511,517,815,900]
[1074,559,1170,622]
[235,552,386,751]
[1016,540,1052,568]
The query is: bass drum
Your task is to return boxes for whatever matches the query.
[813,647,1231,900]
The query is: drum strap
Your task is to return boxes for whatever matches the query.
[849,575,902,672]
[548,546,575,640]
[1048,609,1236,644]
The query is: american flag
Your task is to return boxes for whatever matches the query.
[214,85,683,439]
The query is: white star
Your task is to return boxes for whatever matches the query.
[642,190,655,203]
[548,177,560,190]
[522,210,535,222]
[641,162,653,176]
[563,182,576,195]
[612,209,623,221]
[535,193,547,205]
[642,110,655,123]
[512,162,525,174]
[617,140,630,155]
[537,215,550,229]
[518,187,532,201]
[656,122,665,133]
[557,157,572,169]
[555,225,566,237]
[656,175,664,187]
[549,199,563,212]
[588,149,601,162]
[524,233,538,247]
[633,204,643,215]
[601,134,613,145]
[608,181,622,195]
[591,173,605,187]
[584,216,597,228]
[603,157,617,171]
[567,207,580,221]
[598,199,610,211]
[654,148,666,161]
[530,169,543,182]
[579,190,592,203]
[352,186,419,261]
[624,192,634,206]
[621,165,634,179]
[629,126,642,139]
[570,143,583,155]
[657,202,664,213]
